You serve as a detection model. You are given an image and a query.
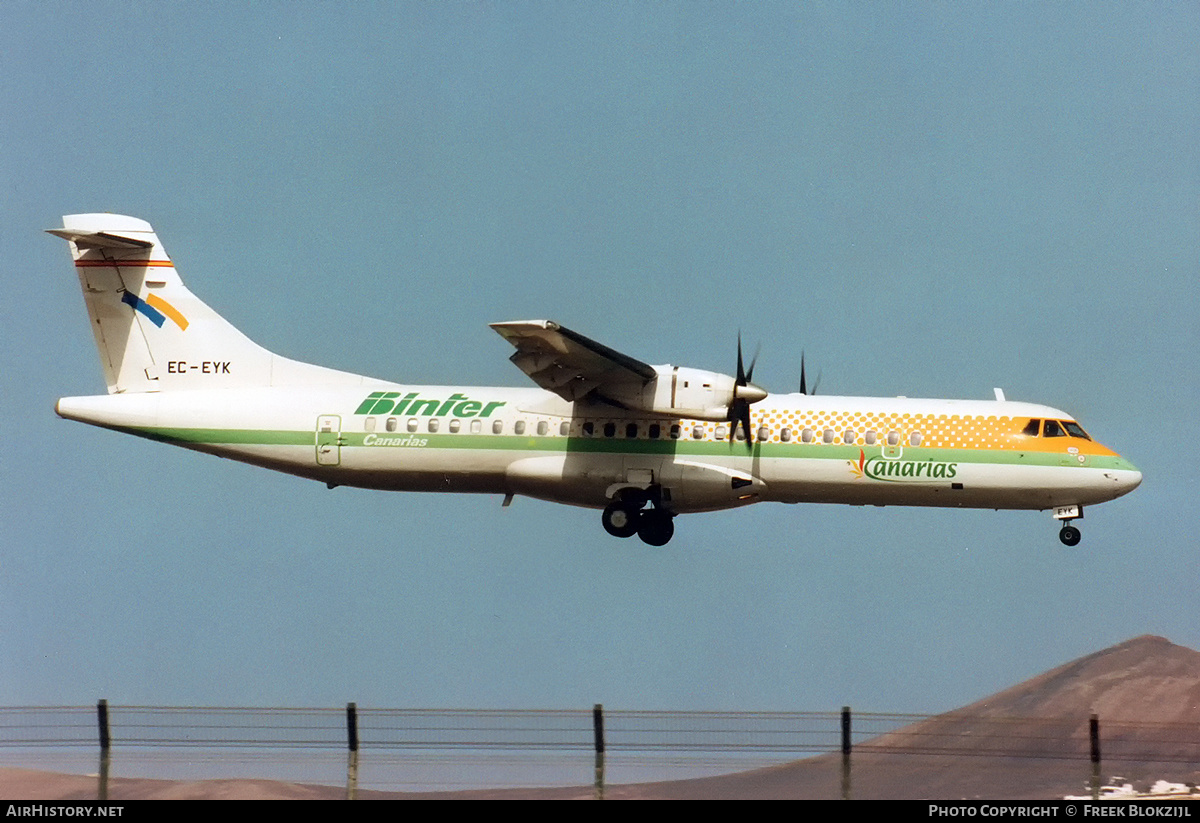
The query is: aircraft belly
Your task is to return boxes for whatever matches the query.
[505,453,624,507]
[160,437,510,494]
[339,444,511,493]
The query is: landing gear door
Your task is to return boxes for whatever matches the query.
[316,415,342,466]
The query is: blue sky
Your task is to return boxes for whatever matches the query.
[2,2,1196,719]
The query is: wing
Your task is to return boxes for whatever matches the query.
[490,320,657,402]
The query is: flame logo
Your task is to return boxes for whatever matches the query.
[848,448,866,479]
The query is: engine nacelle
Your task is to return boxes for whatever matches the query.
[600,365,764,421]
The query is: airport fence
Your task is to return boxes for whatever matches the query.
[0,703,1197,798]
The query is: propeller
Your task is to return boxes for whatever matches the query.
[728,334,767,448]
[799,351,821,396]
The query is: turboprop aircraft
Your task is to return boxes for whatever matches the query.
[51,214,1142,547]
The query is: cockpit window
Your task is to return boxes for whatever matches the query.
[1063,421,1091,440]
[1043,420,1065,437]
[1021,419,1041,437]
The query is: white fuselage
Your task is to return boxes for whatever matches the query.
[55,383,1143,516]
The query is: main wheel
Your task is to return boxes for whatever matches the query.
[602,502,639,538]
[637,510,675,546]
[1059,525,1081,546]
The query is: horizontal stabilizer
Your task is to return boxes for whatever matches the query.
[46,228,153,250]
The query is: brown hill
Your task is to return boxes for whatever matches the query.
[601,634,1200,800]
[3,635,1198,800]
[959,634,1200,722]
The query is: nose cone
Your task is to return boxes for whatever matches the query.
[735,382,768,404]
[1119,468,1143,494]
[1107,457,1142,498]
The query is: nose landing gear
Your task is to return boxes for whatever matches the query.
[1054,505,1083,546]
[1058,523,1082,546]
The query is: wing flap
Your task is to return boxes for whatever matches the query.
[490,320,656,402]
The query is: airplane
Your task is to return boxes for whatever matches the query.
[51,213,1142,547]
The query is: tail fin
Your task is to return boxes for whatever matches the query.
[50,214,366,393]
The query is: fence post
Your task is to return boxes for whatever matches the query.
[346,702,359,800]
[96,699,110,802]
[1089,713,1101,801]
[593,703,605,801]
[841,706,852,801]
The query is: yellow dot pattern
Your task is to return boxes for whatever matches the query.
[750,410,1015,449]
[673,411,1018,449]
[556,408,1111,455]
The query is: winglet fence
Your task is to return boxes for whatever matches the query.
[1,703,1197,799]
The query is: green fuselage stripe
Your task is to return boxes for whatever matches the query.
[111,425,1135,471]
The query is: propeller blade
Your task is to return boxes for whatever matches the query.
[736,333,746,385]
[799,351,821,396]
[727,399,752,448]
[730,334,765,450]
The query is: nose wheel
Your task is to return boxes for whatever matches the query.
[1058,523,1081,546]
[1053,505,1083,546]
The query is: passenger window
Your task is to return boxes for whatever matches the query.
[865,430,877,445]
[470,419,482,434]
[757,426,769,442]
[887,431,899,447]
[560,421,570,436]
[649,424,661,439]
[604,422,616,438]
[1043,420,1065,438]
[407,418,419,433]
[1022,419,1041,437]
[537,421,548,436]
[669,424,681,439]
[492,419,504,434]
[909,431,923,447]
[715,424,727,440]
[449,419,461,433]
[583,421,594,437]
[843,429,855,445]
[780,427,792,443]
[514,420,526,435]
[626,423,638,438]
[364,416,377,432]
[386,417,398,432]
[801,428,814,444]
[692,425,705,440]
[428,418,440,433]
[822,429,835,444]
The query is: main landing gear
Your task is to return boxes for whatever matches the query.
[602,491,675,547]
